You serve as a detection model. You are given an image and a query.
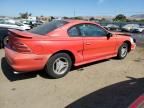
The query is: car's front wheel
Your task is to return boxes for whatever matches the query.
[45,53,72,79]
[117,43,128,59]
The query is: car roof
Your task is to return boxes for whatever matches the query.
[63,19,99,25]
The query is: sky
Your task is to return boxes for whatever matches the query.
[0,0,144,17]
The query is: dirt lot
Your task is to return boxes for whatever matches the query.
[0,46,144,108]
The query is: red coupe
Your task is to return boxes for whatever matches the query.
[5,20,136,78]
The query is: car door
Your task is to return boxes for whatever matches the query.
[68,25,84,63]
[78,24,117,61]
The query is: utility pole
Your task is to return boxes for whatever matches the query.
[74,9,76,17]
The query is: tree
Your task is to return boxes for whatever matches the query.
[63,16,69,19]
[100,18,106,22]
[29,13,32,16]
[19,12,32,19]
[50,16,55,21]
[72,16,83,20]
[89,17,95,21]
[113,14,127,22]
[139,19,144,22]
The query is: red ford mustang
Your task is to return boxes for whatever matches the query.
[5,20,136,78]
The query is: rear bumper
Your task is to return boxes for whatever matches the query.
[5,47,50,72]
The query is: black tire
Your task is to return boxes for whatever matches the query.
[3,36,8,47]
[45,53,72,79]
[117,43,128,59]
[0,40,2,49]
[0,36,3,49]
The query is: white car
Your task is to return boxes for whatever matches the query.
[15,22,31,30]
[133,26,144,33]
[104,24,119,31]
[122,24,139,32]
[0,19,31,30]
[0,19,31,48]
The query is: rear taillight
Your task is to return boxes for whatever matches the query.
[12,42,32,53]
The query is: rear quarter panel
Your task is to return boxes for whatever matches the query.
[24,36,84,65]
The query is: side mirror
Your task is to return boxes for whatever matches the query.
[106,32,113,38]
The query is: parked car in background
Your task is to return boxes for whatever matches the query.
[104,24,120,31]
[121,24,139,32]
[21,19,36,25]
[20,20,44,29]
[0,19,31,48]
[5,20,136,79]
[0,19,31,30]
[131,26,144,33]
[15,22,31,30]
[0,27,9,48]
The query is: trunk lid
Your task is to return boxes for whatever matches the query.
[8,29,40,38]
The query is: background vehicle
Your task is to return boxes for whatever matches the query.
[0,27,9,48]
[131,26,144,33]
[5,20,136,79]
[0,18,31,30]
[121,24,139,32]
[104,24,120,31]
[0,19,31,48]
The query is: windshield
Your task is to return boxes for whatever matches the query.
[29,20,69,35]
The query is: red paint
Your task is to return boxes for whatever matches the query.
[5,20,136,72]
[129,95,144,108]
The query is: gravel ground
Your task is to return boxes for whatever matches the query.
[0,46,144,108]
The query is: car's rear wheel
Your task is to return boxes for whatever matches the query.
[3,36,8,47]
[45,53,72,79]
[0,40,2,49]
[117,43,128,59]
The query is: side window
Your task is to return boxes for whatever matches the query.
[79,24,107,37]
[68,26,80,37]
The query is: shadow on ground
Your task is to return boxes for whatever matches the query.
[1,57,109,81]
[2,57,144,107]
[66,77,144,108]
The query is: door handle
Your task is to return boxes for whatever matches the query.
[86,43,91,45]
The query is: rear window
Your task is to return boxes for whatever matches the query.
[29,20,68,35]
